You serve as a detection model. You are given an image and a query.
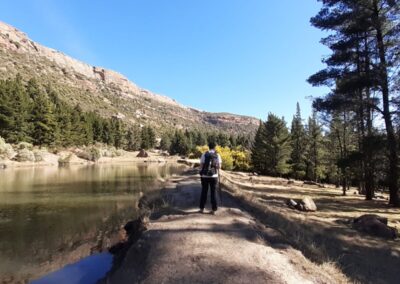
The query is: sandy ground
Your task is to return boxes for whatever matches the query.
[101,172,348,284]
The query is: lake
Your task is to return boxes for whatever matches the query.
[0,163,186,283]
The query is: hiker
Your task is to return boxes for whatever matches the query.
[199,142,222,214]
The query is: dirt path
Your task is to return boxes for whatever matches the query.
[101,173,347,284]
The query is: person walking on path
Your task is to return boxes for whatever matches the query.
[199,142,222,214]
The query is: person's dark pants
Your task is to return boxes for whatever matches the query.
[200,177,218,211]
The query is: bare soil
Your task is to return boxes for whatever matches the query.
[101,172,348,284]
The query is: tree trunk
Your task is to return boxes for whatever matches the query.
[373,0,399,206]
[342,173,347,196]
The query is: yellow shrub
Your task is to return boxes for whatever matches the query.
[193,145,209,158]
[216,146,234,170]
[191,145,250,172]
[231,149,251,171]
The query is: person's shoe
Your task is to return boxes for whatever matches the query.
[198,208,204,213]
[211,210,217,215]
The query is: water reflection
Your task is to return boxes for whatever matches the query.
[0,163,186,282]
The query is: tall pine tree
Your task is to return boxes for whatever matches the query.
[28,79,57,146]
[289,103,306,179]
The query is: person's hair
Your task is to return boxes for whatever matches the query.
[208,141,216,150]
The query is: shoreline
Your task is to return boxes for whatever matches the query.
[0,150,182,169]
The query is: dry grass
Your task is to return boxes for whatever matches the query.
[220,171,400,284]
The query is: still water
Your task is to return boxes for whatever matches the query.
[0,163,186,282]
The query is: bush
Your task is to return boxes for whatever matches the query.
[232,148,251,171]
[59,153,73,164]
[88,147,101,161]
[17,142,33,150]
[102,146,123,157]
[191,145,251,172]
[193,145,209,159]
[216,146,234,171]
[76,147,102,162]
[0,136,15,159]
[33,149,47,162]
[14,148,35,162]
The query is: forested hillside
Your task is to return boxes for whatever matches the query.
[0,75,251,154]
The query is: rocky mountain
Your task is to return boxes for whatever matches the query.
[0,21,259,135]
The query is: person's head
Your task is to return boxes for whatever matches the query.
[208,141,216,150]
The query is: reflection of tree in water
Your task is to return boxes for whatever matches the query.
[0,163,187,280]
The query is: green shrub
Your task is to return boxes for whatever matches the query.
[75,147,102,162]
[0,136,15,159]
[58,153,73,164]
[88,147,101,161]
[33,149,47,162]
[102,146,118,157]
[17,142,33,150]
[14,148,35,162]
[115,149,124,156]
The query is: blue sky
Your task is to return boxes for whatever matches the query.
[0,0,329,121]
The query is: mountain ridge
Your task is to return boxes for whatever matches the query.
[0,21,258,135]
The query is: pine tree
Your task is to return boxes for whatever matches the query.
[184,129,194,150]
[140,126,156,150]
[194,131,207,146]
[217,132,230,147]
[9,75,32,143]
[29,80,57,146]
[160,132,172,151]
[0,79,14,140]
[304,111,325,182]
[289,103,306,179]
[0,76,32,142]
[102,120,114,146]
[251,114,291,176]
[57,107,73,146]
[170,130,190,156]
[264,114,291,176]
[111,117,125,148]
[237,134,251,149]
[309,0,400,205]
[92,116,104,144]
[229,134,237,148]
[125,125,141,151]
[251,121,267,173]
[69,105,87,146]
